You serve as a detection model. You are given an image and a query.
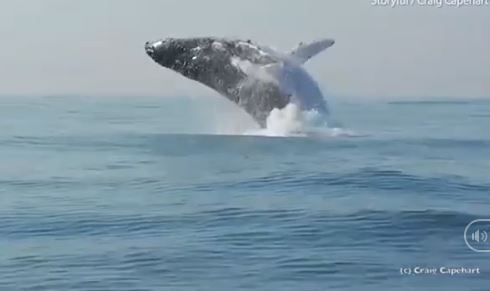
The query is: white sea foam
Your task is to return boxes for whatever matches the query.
[243,103,357,138]
[209,101,357,138]
[188,94,359,138]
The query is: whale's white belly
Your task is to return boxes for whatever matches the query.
[275,64,327,113]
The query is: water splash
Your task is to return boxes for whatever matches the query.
[205,97,358,138]
[244,103,358,138]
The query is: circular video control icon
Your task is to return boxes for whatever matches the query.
[471,229,488,243]
[464,219,490,252]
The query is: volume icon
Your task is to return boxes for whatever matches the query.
[465,220,490,252]
[471,229,488,243]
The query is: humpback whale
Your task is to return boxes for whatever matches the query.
[145,37,334,127]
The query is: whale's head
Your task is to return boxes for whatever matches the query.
[145,39,176,67]
[145,38,196,71]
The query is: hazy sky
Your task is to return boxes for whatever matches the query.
[1,0,488,98]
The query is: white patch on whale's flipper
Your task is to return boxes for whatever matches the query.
[230,57,254,74]
[212,41,225,51]
[231,57,279,84]
[290,39,335,64]
[230,54,327,119]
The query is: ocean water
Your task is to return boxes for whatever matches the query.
[1,96,489,290]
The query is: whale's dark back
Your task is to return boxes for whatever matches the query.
[145,37,290,127]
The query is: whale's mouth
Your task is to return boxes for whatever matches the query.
[145,41,155,58]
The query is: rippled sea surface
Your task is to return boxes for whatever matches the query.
[1,96,489,290]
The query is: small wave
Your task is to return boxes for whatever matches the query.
[179,167,490,196]
[388,100,472,105]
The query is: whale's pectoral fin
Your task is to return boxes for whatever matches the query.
[290,38,335,64]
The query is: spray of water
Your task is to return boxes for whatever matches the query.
[243,103,356,137]
[193,97,357,138]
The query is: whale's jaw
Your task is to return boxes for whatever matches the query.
[144,38,188,70]
[144,41,155,59]
[144,40,165,62]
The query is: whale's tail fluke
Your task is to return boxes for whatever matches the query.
[290,38,335,64]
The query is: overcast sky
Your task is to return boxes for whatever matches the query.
[1,0,488,98]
